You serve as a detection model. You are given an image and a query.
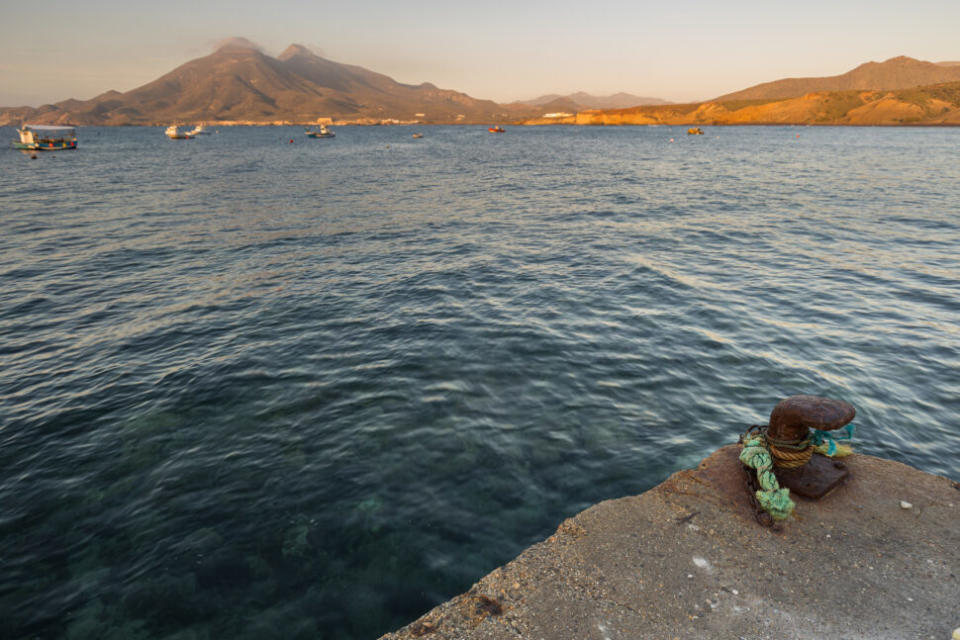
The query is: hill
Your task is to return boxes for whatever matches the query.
[525,81,960,126]
[0,40,537,126]
[714,56,960,102]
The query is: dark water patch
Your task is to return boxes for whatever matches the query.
[0,124,958,640]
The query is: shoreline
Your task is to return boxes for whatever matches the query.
[379,445,959,640]
[4,121,960,128]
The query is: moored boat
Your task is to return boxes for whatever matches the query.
[165,125,194,140]
[12,124,77,151]
[488,126,505,133]
[305,124,335,138]
[188,124,211,136]
[687,127,704,135]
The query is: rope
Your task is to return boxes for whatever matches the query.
[738,424,856,522]
[764,429,813,468]
[812,424,855,457]
[739,433,795,521]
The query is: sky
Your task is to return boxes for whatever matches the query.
[2,0,959,107]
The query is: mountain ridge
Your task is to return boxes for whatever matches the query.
[523,81,960,126]
[714,56,960,101]
[0,41,535,126]
[4,47,960,127]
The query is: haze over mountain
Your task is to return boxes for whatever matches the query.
[517,92,671,111]
[0,40,537,126]
[714,56,960,102]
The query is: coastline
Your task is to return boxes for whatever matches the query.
[379,445,959,640]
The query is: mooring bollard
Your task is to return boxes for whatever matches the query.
[740,395,857,524]
[767,395,855,499]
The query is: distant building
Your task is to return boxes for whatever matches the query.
[543,112,574,118]
[415,113,426,117]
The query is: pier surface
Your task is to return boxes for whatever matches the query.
[380,445,959,640]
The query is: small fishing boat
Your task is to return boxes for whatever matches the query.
[687,127,704,135]
[165,125,194,140]
[305,124,335,138]
[412,133,424,139]
[188,124,211,136]
[12,124,77,151]
[488,126,505,133]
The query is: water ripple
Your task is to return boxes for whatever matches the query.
[0,124,958,639]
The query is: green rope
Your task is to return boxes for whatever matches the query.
[739,433,795,521]
[739,425,856,522]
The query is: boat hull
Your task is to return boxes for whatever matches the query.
[12,140,77,151]
[305,132,335,138]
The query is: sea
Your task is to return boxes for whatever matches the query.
[1,124,958,640]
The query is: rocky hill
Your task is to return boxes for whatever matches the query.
[525,81,960,126]
[0,40,536,126]
[714,56,960,102]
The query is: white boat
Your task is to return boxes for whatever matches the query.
[12,124,77,151]
[188,125,211,136]
[165,125,194,140]
[305,124,335,138]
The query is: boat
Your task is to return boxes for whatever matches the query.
[12,124,77,151]
[188,124,211,136]
[165,125,194,140]
[488,126,505,133]
[412,133,424,139]
[305,124,335,138]
[687,127,704,135]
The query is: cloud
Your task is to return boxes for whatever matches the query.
[212,37,264,53]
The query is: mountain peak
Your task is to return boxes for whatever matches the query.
[882,55,919,64]
[715,55,960,101]
[278,44,315,61]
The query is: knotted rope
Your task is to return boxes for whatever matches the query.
[739,432,795,521]
[739,424,855,521]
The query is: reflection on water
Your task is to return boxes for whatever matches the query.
[0,125,958,639]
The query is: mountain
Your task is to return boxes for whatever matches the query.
[525,81,960,126]
[518,91,671,110]
[714,56,960,102]
[0,40,536,126]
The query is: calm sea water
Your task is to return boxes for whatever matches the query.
[1,124,958,639]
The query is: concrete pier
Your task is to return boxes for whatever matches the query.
[380,446,959,640]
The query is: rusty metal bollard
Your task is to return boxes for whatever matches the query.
[767,395,855,499]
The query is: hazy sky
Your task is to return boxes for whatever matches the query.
[2,0,958,107]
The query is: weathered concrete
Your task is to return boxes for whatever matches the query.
[380,446,959,640]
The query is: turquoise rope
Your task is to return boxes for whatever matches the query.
[811,424,855,456]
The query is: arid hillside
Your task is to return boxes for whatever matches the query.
[714,56,960,102]
[523,82,960,126]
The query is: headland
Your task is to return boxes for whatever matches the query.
[380,445,959,640]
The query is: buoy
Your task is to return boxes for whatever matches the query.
[289,139,294,144]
